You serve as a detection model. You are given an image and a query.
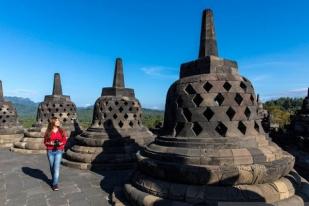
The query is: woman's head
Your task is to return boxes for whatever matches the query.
[44,117,62,139]
[49,117,61,128]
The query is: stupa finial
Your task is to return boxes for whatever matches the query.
[52,73,63,95]
[198,9,218,58]
[112,58,125,88]
[0,80,3,101]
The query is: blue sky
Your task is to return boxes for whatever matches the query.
[0,0,309,109]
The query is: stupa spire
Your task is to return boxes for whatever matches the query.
[52,73,63,95]
[198,9,218,58]
[112,58,125,88]
[0,80,3,101]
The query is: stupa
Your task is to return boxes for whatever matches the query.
[124,9,309,205]
[11,73,80,154]
[257,94,271,133]
[62,58,153,170]
[0,81,24,147]
[290,88,309,141]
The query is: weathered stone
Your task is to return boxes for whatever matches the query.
[11,73,81,154]
[124,9,309,205]
[62,58,154,170]
[0,80,24,148]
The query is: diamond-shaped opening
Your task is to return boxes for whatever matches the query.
[119,107,123,113]
[67,113,70,116]
[175,122,184,136]
[133,114,137,118]
[193,94,203,107]
[129,121,134,128]
[223,82,232,91]
[59,113,63,117]
[244,107,251,119]
[108,106,113,111]
[184,84,196,95]
[129,107,133,111]
[240,82,247,91]
[234,93,243,105]
[63,118,67,122]
[242,77,249,82]
[214,93,224,106]
[226,107,236,120]
[203,82,213,92]
[115,101,119,105]
[203,107,214,121]
[124,113,128,119]
[103,113,107,118]
[124,101,128,106]
[254,121,260,132]
[192,122,202,136]
[118,121,124,128]
[113,114,118,119]
[177,96,183,108]
[250,95,255,103]
[182,108,192,122]
[106,120,113,127]
[215,122,228,136]
[238,121,247,135]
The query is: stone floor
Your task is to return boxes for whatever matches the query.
[0,148,132,206]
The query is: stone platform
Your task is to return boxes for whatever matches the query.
[0,148,133,206]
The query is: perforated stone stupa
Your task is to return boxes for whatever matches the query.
[0,81,24,147]
[124,9,309,205]
[11,73,80,154]
[62,58,153,170]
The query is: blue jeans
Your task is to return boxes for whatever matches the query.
[47,150,63,186]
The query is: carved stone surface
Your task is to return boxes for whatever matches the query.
[62,58,154,170]
[11,73,81,154]
[124,9,309,205]
[0,81,24,147]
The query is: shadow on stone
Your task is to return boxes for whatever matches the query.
[22,166,50,186]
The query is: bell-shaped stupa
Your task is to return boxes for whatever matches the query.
[0,81,24,147]
[11,73,80,154]
[62,58,153,170]
[124,9,309,205]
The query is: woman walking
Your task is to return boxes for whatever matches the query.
[44,117,67,191]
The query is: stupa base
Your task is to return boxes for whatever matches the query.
[124,171,309,206]
[61,158,136,171]
[0,133,24,148]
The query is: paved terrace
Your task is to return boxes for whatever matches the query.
[0,148,131,206]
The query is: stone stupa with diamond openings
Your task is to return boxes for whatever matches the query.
[0,81,24,147]
[124,9,309,205]
[62,58,154,170]
[257,94,271,133]
[11,73,81,154]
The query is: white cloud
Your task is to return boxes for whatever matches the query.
[252,75,270,82]
[141,66,177,79]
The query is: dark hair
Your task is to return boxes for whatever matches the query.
[44,117,64,140]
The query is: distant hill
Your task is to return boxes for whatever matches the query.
[4,96,164,128]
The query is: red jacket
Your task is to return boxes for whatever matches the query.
[44,129,67,151]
